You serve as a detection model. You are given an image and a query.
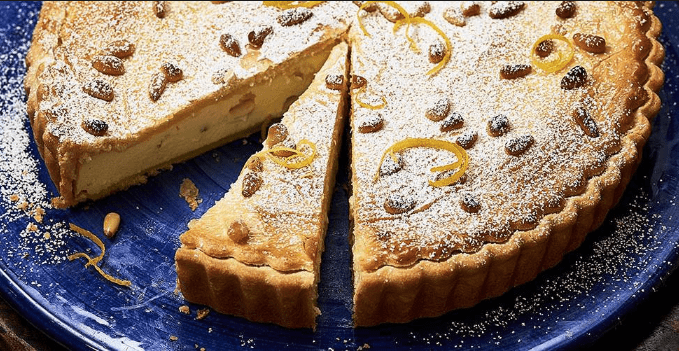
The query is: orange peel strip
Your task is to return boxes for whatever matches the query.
[355,92,387,110]
[67,223,131,287]
[374,138,469,187]
[262,139,317,169]
[358,1,415,49]
[531,34,575,73]
[68,223,104,265]
[262,1,324,9]
[394,17,452,76]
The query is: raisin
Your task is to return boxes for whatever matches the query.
[573,33,606,54]
[242,172,263,198]
[266,123,289,147]
[351,75,367,90]
[92,55,125,76]
[440,112,464,132]
[500,64,532,79]
[384,193,416,215]
[456,130,478,149]
[425,98,451,122]
[443,7,466,27]
[277,8,313,26]
[82,79,114,102]
[82,119,108,136]
[161,62,183,82]
[248,26,273,49]
[358,114,384,133]
[460,193,480,213]
[535,39,553,58]
[380,153,404,176]
[149,72,167,101]
[505,135,534,156]
[104,40,135,58]
[220,33,241,57]
[488,114,510,137]
[489,1,525,19]
[555,1,576,19]
[561,65,587,90]
[154,1,166,18]
[429,41,447,64]
[325,74,345,90]
[460,2,481,16]
[573,106,599,137]
[246,156,263,172]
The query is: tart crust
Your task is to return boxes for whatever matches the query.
[349,2,665,326]
[24,1,353,207]
[176,42,350,329]
[24,1,666,330]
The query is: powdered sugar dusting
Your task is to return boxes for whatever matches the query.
[0,5,73,266]
[32,1,354,144]
[350,2,653,269]
[183,43,349,271]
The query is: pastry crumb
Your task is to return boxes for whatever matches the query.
[9,194,19,202]
[169,335,178,341]
[33,206,45,223]
[179,305,190,314]
[26,223,38,232]
[358,343,371,350]
[179,178,201,211]
[196,308,210,320]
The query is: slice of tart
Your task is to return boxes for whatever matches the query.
[348,2,664,326]
[175,41,350,329]
[24,1,354,207]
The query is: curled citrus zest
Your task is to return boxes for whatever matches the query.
[394,17,452,76]
[374,138,469,187]
[531,34,575,73]
[262,139,317,169]
[357,1,414,47]
[67,223,131,287]
[355,90,388,110]
[263,1,324,9]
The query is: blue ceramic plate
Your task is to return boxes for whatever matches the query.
[1,2,678,350]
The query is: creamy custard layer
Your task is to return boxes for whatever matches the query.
[75,50,331,202]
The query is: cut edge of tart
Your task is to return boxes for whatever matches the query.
[23,1,353,208]
[175,41,350,329]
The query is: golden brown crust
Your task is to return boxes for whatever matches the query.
[175,247,318,329]
[352,2,665,327]
[25,1,354,207]
[176,42,350,329]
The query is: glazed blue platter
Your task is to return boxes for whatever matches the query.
[1,2,679,350]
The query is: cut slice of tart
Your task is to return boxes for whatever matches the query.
[175,41,350,329]
[24,1,354,207]
[348,2,664,326]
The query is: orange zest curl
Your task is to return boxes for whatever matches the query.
[394,17,452,76]
[357,1,418,51]
[67,223,131,287]
[261,139,317,169]
[355,92,388,110]
[375,138,469,187]
[531,34,575,73]
[263,1,324,9]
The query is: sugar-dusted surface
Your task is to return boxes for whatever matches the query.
[32,1,354,143]
[1,2,679,351]
[180,42,349,271]
[351,2,652,270]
